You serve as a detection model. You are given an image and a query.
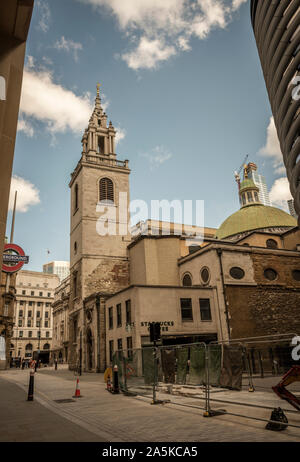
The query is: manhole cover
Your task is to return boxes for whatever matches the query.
[54,399,76,404]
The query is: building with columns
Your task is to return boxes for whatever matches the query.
[51,275,70,363]
[0,270,16,369]
[11,270,59,361]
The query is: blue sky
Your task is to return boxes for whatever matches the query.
[7,0,292,271]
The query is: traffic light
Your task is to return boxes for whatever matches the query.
[149,322,161,343]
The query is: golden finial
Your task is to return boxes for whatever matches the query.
[96,82,101,97]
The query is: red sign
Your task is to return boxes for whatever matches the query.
[2,243,28,273]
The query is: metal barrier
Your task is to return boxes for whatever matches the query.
[111,334,300,428]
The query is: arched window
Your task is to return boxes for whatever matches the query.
[74,183,79,211]
[25,343,33,351]
[182,273,192,287]
[99,177,114,203]
[266,239,278,249]
[43,343,50,350]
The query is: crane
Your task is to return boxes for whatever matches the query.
[234,154,249,191]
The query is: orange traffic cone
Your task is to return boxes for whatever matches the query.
[73,377,82,398]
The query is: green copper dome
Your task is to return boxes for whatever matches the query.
[239,178,258,193]
[216,204,297,240]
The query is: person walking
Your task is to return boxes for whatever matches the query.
[21,358,25,370]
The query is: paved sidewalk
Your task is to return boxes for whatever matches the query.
[1,368,300,442]
[0,378,104,442]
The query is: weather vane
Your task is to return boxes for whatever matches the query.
[96,82,101,96]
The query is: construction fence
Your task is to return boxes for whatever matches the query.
[110,334,300,431]
[112,333,300,395]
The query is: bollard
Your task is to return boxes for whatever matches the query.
[113,365,119,394]
[27,369,35,401]
[107,374,112,392]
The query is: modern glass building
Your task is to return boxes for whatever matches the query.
[251,0,300,222]
[43,261,70,282]
[247,162,272,206]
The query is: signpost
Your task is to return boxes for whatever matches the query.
[2,243,29,273]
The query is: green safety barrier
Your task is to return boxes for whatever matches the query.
[142,348,155,385]
[176,347,188,385]
[208,345,222,387]
[189,345,206,385]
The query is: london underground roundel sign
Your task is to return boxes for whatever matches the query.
[2,243,29,273]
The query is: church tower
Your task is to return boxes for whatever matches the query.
[68,84,131,371]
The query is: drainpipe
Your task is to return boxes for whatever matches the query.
[216,248,230,340]
[96,295,100,373]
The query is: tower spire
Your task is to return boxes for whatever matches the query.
[81,82,117,158]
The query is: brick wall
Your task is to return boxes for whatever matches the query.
[226,285,300,339]
[226,252,300,339]
[85,258,129,296]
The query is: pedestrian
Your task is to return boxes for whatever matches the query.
[55,358,58,371]
[21,358,25,370]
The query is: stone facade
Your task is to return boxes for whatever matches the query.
[11,270,59,362]
[51,275,70,363]
[67,87,130,372]
[57,83,300,373]
[180,240,300,341]
[0,270,16,369]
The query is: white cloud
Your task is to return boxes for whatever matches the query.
[115,126,126,145]
[259,116,286,174]
[20,62,93,135]
[269,177,292,212]
[19,58,123,140]
[17,118,35,137]
[9,176,40,213]
[122,37,176,70]
[231,0,248,11]
[141,145,173,170]
[36,0,51,33]
[54,36,83,62]
[78,0,248,70]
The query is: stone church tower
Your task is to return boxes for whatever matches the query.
[68,85,131,372]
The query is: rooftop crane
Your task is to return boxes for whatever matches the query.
[234,154,249,191]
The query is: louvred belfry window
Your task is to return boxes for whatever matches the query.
[99,178,114,203]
